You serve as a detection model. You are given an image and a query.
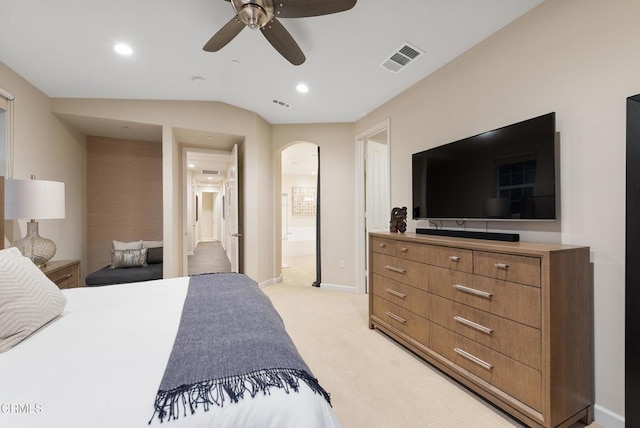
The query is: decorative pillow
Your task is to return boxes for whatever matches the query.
[146,247,163,264]
[0,250,67,353]
[113,240,143,251]
[0,247,24,259]
[110,248,148,269]
[143,240,163,249]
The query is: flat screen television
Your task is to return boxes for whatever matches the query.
[412,112,556,221]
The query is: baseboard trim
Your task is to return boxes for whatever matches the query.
[594,404,624,428]
[259,276,282,288]
[320,283,358,293]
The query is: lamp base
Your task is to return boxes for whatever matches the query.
[12,220,57,267]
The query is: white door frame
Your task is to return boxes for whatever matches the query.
[181,146,235,276]
[355,119,391,294]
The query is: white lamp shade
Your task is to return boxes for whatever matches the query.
[5,179,66,220]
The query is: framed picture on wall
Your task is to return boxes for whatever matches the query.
[292,187,316,216]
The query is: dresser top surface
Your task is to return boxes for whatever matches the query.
[370,231,589,256]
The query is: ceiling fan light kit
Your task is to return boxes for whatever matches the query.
[231,0,274,29]
[204,0,357,65]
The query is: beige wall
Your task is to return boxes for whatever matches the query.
[355,0,637,424]
[86,136,162,275]
[0,62,86,276]
[272,124,356,289]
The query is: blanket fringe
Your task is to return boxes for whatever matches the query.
[148,368,331,424]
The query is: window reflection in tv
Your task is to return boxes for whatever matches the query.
[412,112,556,221]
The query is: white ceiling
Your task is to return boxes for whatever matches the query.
[0,0,543,184]
[0,0,543,126]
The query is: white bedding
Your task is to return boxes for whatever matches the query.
[0,277,340,428]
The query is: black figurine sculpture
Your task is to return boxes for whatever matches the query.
[389,206,408,233]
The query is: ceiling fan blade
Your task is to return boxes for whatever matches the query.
[203,16,245,52]
[261,18,305,65]
[274,0,357,18]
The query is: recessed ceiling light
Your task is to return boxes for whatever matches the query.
[188,163,195,168]
[192,76,205,83]
[114,43,133,56]
[296,83,309,94]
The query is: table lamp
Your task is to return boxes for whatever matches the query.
[5,176,66,267]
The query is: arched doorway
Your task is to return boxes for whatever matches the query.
[280,142,319,286]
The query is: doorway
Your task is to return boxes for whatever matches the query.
[356,120,391,294]
[183,147,237,276]
[280,142,319,286]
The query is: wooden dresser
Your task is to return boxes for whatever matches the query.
[368,231,593,428]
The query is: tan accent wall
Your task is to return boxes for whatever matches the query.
[87,137,162,274]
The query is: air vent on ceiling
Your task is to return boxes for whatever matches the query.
[201,169,220,175]
[273,99,291,108]
[380,42,424,73]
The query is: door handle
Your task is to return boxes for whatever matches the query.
[231,233,242,237]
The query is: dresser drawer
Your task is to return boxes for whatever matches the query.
[372,274,429,318]
[429,294,541,369]
[372,296,429,346]
[44,261,80,289]
[429,266,541,328]
[370,237,398,257]
[371,237,427,263]
[430,323,542,411]
[474,251,541,287]
[425,245,473,273]
[372,252,429,290]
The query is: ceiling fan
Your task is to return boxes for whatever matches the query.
[203,0,357,65]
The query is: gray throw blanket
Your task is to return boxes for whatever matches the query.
[149,273,331,423]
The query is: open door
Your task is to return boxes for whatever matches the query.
[226,144,240,272]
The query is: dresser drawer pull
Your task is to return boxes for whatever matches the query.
[494,263,509,270]
[449,256,460,262]
[454,316,493,335]
[453,284,493,299]
[53,273,74,285]
[379,243,387,248]
[384,265,406,274]
[385,311,407,324]
[385,288,407,299]
[399,247,409,253]
[454,348,493,370]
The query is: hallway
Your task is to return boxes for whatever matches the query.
[188,241,232,275]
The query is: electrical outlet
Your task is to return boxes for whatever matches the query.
[339,259,345,268]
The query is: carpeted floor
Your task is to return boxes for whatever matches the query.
[264,258,601,428]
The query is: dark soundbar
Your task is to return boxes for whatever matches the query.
[416,228,520,242]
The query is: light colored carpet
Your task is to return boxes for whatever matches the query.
[264,258,601,428]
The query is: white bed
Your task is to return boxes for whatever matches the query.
[0,277,340,428]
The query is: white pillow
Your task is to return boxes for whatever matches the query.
[0,251,67,352]
[0,247,24,259]
[112,240,143,251]
[143,240,163,249]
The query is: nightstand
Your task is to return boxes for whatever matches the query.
[42,260,81,289]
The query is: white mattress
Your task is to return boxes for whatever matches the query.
[0,277,340,428]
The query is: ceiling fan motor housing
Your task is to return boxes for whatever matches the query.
[231,0,274,29]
